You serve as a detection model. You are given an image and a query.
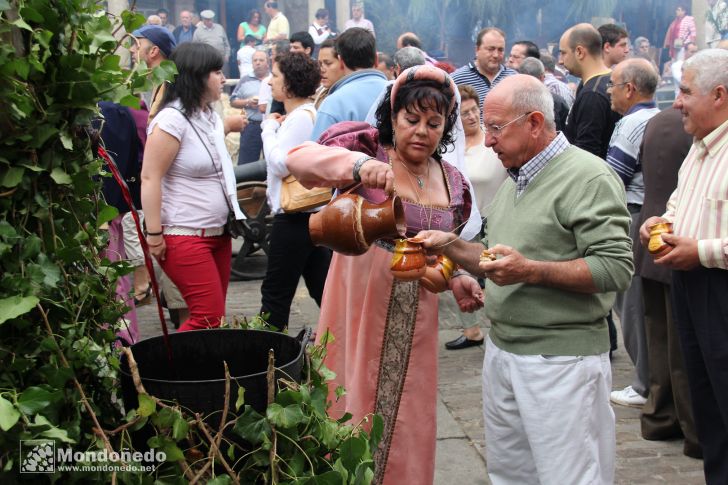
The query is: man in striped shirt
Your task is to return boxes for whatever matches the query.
[452,27,516,109]
[639,49,728,485]
[605,58,660,408]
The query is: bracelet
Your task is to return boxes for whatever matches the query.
[145,230,163,236]
[352,156,374,183]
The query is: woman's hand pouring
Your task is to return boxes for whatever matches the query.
[358,159,395,195]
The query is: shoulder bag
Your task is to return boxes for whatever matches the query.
[278,105,332,212]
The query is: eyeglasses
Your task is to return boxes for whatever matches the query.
[484,112,532,137]
[606,81,630,89]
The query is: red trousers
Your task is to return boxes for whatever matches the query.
[159,235,231,332]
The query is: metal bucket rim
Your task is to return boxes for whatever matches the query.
[118,327,310,385]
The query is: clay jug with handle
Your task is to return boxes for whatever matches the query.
[390,238,428,281]
[420,255,457,292]
[309,184,406,256]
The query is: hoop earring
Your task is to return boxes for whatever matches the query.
[392,130,397,150]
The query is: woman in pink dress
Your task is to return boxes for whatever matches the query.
[287,66,483,485]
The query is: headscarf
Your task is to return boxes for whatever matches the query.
[390,65,458,115]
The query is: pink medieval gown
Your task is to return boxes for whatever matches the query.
[287,122,472,485]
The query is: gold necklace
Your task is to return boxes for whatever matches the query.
[390,150,434,230]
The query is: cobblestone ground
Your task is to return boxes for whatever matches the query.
[133,256,705,484]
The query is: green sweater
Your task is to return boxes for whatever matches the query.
[483,146,633,356]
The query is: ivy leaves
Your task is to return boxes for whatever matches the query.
[0,0,153,480]
[225,343,382,484]
[0,396,20,431]
[0,0,381,481]
[0,295,38,324]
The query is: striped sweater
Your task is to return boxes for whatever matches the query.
[606,101,660,205]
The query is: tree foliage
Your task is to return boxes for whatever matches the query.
[0,0,377,481]
[0,1,150,479]
[366,0,625,58]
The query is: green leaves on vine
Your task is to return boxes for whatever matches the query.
[0,0,156,480]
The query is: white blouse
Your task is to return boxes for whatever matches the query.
[261,103,316,214]
[148,102,244,228]
[464,143,508,215]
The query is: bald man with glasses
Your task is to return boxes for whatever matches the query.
[418,75,633,484]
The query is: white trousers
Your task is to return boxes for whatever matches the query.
[483,337,615,485]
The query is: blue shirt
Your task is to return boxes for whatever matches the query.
[310,69,387,141]
[174,26,195,44]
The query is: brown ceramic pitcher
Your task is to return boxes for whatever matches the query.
[309,184,407,255]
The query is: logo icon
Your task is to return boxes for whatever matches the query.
[20,439,55,473]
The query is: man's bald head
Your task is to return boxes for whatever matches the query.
[567,23,603,57]
[488,74,556,131]
[397,32,422,50]
[484,75,557,169]
[559,23,605,77]
[609,58,658,114]
[617,58,659,96]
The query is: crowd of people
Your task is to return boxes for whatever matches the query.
[96,4,728,484]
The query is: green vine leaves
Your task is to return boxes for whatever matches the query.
[0,0,379,481]
[0,0,172,480]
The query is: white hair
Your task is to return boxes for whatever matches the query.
[511,80,556,131]
[393,47,426,71]
[517,57,545,79]
[683,49,728,94]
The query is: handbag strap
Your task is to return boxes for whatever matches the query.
[172,107,236,215]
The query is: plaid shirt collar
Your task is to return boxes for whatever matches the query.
[507,132,570,196]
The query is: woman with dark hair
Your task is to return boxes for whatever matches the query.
[237,9,266,46]
[663,4,696,60]
[141,42,244,332]
[313,39,345,109]
[259,52,329,330]
[286,65,482,485]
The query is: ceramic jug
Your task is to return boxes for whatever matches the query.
[420,255,457,293]
[390,238,427,281]
[309,186,406,256]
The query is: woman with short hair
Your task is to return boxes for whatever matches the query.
[445,84,508,350]
[141,42,243,332]
[259,52,330,330]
